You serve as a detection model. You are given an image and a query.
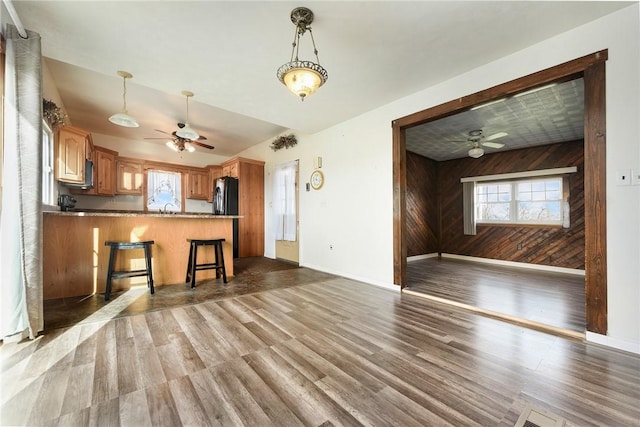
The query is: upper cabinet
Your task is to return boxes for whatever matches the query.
[116,158,143,195]
[186,168,210,200]
[221,160,239,178]
[71,145,117,196]
[94,147,117,196]
[55,125,91,183]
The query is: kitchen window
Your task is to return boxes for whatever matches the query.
[146,169,182,212]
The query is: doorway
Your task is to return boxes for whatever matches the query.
[393,51,608,335]
[274,160,300,264]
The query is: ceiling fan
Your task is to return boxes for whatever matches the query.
[145,123,215,153]
[451,129,508,158]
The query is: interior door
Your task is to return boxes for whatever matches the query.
[275,161,299,264]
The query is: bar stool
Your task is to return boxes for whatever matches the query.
[104,240,155,301]
[185,238,227,288]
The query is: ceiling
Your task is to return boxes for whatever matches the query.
[5,1,632,162]
[406,78,585,161]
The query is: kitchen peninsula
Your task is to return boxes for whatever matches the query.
[43,211,239,300]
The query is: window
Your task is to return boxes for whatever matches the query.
[42,121,55,205]
[476,177,564,225]
[146,169,182,212]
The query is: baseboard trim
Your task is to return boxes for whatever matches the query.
[403,288,585,341]
[301,263,401,293]
[440,253,585,276]
[407,253,439,262]
[586,332,640,355]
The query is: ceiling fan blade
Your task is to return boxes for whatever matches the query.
[154,129,172,135]
[196,135,207,141]
[485,131,508,141]
[144,137,172,140]
[482,141,505,149]
[191,140,215,150]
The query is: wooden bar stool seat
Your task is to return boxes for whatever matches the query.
[185,238,227,288]
[104,240,155,301]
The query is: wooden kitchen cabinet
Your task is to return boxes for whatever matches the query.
[94,147,117,195]
[222,157,265,257]
[186,168,210,200]
[55,125,91,183]
[72,145,117,196]
[116,158,143,195]
[221,160,239,178]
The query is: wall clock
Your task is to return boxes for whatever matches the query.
[310,169,324,190]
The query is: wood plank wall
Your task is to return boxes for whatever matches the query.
[406,152,439,256]
[407,140,585,269]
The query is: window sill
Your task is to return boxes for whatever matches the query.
[477,223,564,229]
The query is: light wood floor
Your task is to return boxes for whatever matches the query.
[406,257,586,334]
[2,273,638,426]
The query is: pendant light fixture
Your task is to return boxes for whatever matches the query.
[175,91,199,140]
[108,70,139,128]
[277,7,328,101]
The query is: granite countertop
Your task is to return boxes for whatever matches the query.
[44,210,241,219]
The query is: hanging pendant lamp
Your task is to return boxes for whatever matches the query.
[175,91,199,140]
[108,71,139,128]
[277,7,328,101]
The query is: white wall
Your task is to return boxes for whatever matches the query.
[238,4,640,353]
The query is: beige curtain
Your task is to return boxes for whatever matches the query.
[0,25,44,340]
[463,181,476,236]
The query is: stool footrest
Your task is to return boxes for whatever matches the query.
[111,270,152,279]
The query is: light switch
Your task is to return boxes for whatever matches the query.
[631,169,640,186]
[616,169,631,186]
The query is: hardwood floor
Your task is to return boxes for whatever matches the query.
[2,264,638,426]
[406,257,586,334]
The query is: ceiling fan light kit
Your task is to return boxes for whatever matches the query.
[277,7,328,101]
[468,145,485,158]
[109,70,139,128]
[166,140,195,153]
[175,91,200,140]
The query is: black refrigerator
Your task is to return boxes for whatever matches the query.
[213,176,239,258]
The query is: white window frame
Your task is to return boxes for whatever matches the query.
[42,121,55,206]
[461,167,576,233]
[475,176,564,226]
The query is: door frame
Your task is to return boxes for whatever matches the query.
[392,50,608,334]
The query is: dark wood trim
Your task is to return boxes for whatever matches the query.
[394,50,608,129]
[392,50,608,334]
[583,61,607,334]
[392,124,407,286]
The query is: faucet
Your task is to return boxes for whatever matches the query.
[162,203,175,214]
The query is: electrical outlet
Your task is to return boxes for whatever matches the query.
[616,169,631,186]
[517,243,523,250]
[631,169,640,186]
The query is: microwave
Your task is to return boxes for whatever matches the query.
[64,159,94,189]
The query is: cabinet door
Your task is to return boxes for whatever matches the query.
[55,126,86,183]
[116,160,143,195]
[187,169,209,200]
[95,150,116,196]
[222,161,239,178]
